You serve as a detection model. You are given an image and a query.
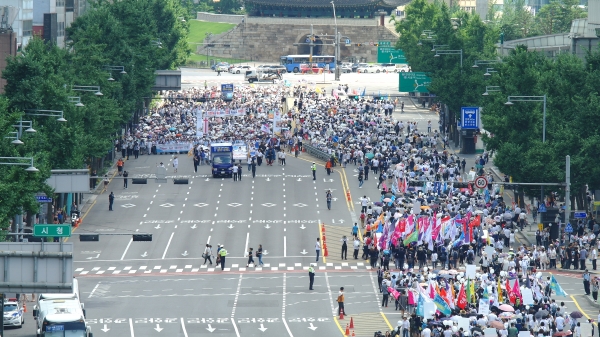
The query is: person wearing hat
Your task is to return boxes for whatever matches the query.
[308,264,315,290]
[311,162,317,180]
[218,245,228,271]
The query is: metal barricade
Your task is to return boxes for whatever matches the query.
[304,144,332,162]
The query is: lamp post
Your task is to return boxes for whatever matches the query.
[0,157,39,172]
[434,49,463,68]
[481,86,501,96]
[68,97,84,107]
[331,1,340,81]
[72,85,103,96]
[104,65,127,82]
[25,109,68,122]
[505,94,547,215]
[431,44,448,52]
[5,117,36,145]
[472,59,501,68]
[417,31,436,46]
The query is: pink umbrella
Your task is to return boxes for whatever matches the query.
[499,304,515,312]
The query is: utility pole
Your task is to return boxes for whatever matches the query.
[310,24,314,64]
[565,155,571,226]
[331,1,340,81]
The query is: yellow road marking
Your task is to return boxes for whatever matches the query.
[570,295,592,320]
[333,316,347,336]
[380,312,394,330]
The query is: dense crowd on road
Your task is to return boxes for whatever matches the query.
[118,83,599,336]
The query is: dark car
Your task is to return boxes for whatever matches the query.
[351,63,360,73]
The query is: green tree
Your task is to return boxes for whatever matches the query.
[532,0,587,35]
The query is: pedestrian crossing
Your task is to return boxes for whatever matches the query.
[75,262,374,275]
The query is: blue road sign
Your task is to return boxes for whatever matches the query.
[574,211,587,219]
[461,107,479,129]
[345,38,351,44]
[564,223,573,233]
[538,204,546,213]
[36,196,53,203]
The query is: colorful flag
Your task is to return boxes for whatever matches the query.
[466,279,472,304]
[403,230,418,246]
[549,274,568,296]
[433,293,452,316]
[416,293,425,317]
[457,283,467,309]
[428,282,436,299]
[506,279,516,304]
[482,285,489,300]
[469,279,476,303]
[512,278,522,302]
[443,283,454,308]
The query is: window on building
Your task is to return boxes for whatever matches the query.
[58,22,65,37]
[22,20,32,37]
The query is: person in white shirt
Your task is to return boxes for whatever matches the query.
[555,315,565,331]
[421,326,431,337]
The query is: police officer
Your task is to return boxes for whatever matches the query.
[311,162,317,180]
[326,189,332,210]
[308,264,315,290]
[219,246,228,271]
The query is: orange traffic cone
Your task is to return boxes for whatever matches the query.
[340,308,345,320]
[345,323,349,335]
[322,234,326,242]
[349,317,354,329]
[352,330,355,337]
[346,190,351,201]
[321,224,326,232]
[324,245,329,257]
[23,303,27,313]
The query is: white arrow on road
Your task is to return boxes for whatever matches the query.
[329,179,334,182]
[206,324,216,333]
[300,224,306,229]
[263,250,269,255]
[308,323,318,331]
[258,324,268,332]
[300,249,308,255]
[141,252,148,257]
[297,178,302,181]
[86,254,100,260]
[338,219,345,223]
[264,224,271,229]
[101,324,110,332]
[155,224,161,229]
[332,198,338,201]
[205,178,210,181]
[266,177,271,181]
[154,324,163,332]
[228,224,235,229]
[191,224,197,229]
[182,251,189,256]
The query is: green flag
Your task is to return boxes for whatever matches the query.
[466,279,473,303]
[403,230,418,245]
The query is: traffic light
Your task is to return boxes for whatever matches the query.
[355,43,362,47]
[454,182,470,189]
[80,234,99,242]
[374,43,379,46]
[133,234,153,242]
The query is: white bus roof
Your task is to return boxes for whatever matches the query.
[38,278,80,301]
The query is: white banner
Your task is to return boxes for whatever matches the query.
[203,108,246,118]
[156,143,193,154]
[478,299,490,315]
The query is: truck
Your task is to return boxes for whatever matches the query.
[211,142,234,178]
[33,279,93,337]
[244,69,281,83]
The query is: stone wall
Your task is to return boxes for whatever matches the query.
[198,22,399,63]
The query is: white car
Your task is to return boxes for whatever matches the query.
[3,300,24,328]
[396,64,411,72]
[379,63,397,72]
[357,64,383,73]
[341,64,352,73]
[229,65,254,74]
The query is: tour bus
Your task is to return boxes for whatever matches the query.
[280,54,336,73]
[33,279,93,337]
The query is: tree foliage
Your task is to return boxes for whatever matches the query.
[0,0,189,233]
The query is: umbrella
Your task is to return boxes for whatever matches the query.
[499,304,514,312]
[534,310,549,319]
[447,270,459,275]
[420,205,431,210]
[553,331,573,337]
[383,198,392,202]
[498,312,515,319]
[570,311,583,319]
[442,320,453,327]
[489,321,505,329]
[365,153,375,159]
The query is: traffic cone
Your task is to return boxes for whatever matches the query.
[346,190,351,201]
[340,308,345,320]
[321,224,326,232]
[324,244,329,257]
[322,234,326,242]
[345,323,349,335]
[349,317,354,329]
[352,330,355,337]
[23,303,27,313]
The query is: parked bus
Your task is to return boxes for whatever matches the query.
[280,55,335,73]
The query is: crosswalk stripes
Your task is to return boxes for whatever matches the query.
[75,262,371,275]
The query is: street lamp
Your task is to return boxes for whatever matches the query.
[482,86,501,96]
[331,1,340,81]
[151,39,163,48]
[25,109,68,122]
[5,117,37,145]
[434,49,463,68]
[72,85,103,96]
[472,59,501,68]
[104,65,127,82]
[68,96,84,107]
[505,94,547,217]
[483,68,497,77]
[431,44,448,52]
[0,157,39,172]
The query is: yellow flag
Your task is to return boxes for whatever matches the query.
[497,278,503,303]
[469,279,476,303]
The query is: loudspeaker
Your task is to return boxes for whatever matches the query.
[132,178,147,184]
[173,178,189,184]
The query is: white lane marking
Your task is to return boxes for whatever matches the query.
[282,273,294,337]
[284,236,287,257]
[207,235,211,244]
[129,318,135,337]
[180,317,189,337]
[162,232,175,259]
[231,274,243,337]
[88,282,100,298]
[150,201,153,204]
[244,232,249,257]
[120,238,133,261]
[324,271,336,315]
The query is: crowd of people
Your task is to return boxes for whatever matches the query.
[121,82,595,337]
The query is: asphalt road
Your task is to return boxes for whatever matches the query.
[10,76,598,337]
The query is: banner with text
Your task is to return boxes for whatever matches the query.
[203,108,247,118]
[156,143,193,154]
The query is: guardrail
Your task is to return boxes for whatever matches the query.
[304,144,331,162]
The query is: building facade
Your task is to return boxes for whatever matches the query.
[0,0,33,48]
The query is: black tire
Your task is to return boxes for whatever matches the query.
[236,70,240,74]
[376,70,380,73]
[293,67,299,73]
[248,79,254,83]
